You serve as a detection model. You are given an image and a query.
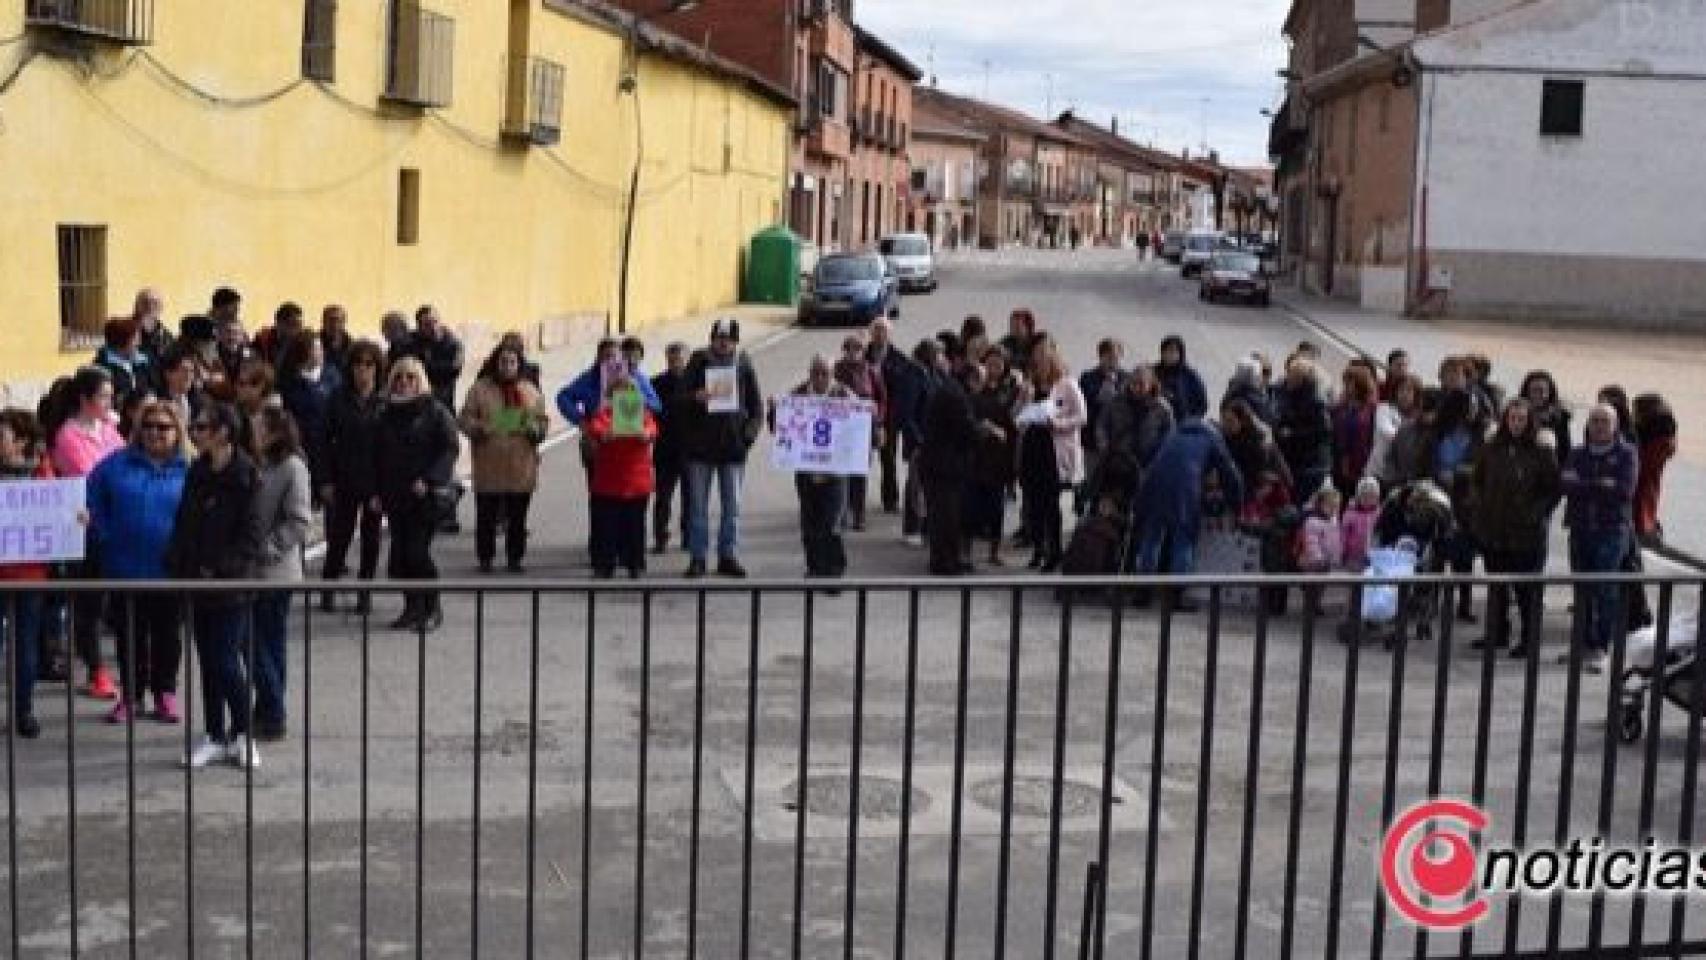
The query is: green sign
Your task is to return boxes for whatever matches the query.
[611,384,645,437]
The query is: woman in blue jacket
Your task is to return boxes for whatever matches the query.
[86,399,191,725]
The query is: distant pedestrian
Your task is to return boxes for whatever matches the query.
[320,340,387,615]
[169,402,263,770]
[585,372,659,580]
[381,310,412,366]
[834,333,886,531]
[1133,420,1245,596]
[1078,339,1128,509]
[409,305,466,414]
[249,407,312,743]
[320,305,354,377]
[966,354,1019,566]
[279,332,343,506]
[1154,335,1208,421]
[1020,340,1087,571]
[1221,356,1274,426]
[676,317,763,578]
[921,347,978,575]
[1472,399,1561,656]
[1520,370,1572,463]
[132,288,176,367]
[375,357,460,632]
[94,317,156,414]
[650,343,690,554]
[1369,373,1422,490]
[864,318,910,514]
[1331,366,1380,498]
[254,302,306,372]
[1272,356,1332,505]
[156,346,207,439]
[1560,404,1637,674]
[460,343,550,573]
[1380,349,1412,404]
[998,308,1041,374]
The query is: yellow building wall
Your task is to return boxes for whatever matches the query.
[0,0,789,399]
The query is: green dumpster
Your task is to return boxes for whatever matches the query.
[744,225,801,306]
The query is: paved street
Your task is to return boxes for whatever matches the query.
[7,251,1706,958]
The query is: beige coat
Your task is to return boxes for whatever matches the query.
[459,378,549,494]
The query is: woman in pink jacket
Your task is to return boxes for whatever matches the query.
[48,367,128,700]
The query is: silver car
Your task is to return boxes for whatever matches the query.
[879,232,938,293]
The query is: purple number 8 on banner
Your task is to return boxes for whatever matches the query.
[812,419,833,448]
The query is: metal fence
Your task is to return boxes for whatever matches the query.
[3,574,1706,958]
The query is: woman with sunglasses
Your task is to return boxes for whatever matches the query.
[376,357,460,632]
[167,403,263,769]
[321,340,387,614]
[86,400,191,724]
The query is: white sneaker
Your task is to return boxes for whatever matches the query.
[903,534,923,548]
[227,735,262,770]
[185,736,227,769]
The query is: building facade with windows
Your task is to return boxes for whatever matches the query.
[907,95,985,251]
[845,26,919,249]
[0,0,792,401]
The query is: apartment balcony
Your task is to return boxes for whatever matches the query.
[25,0,153,45]
[502,56,566,147]
[805,0,855,69]
[807,110,851,160]
[384,1,455,108]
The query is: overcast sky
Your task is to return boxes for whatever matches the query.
[857,0,1290,167]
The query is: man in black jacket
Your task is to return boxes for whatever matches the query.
[921,346,978,575]
[866,317,923,514]
[676,318,764,578]
[407,305,466,414]
[649,342,689,554]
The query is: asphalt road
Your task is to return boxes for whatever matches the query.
[6,250,1705,958]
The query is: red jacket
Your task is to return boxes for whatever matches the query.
[585,409,658,499]
[0,458,56,582]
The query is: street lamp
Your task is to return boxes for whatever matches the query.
[616,0,700,335]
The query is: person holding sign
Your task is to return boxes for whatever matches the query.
[584,375,659,579]
[675,318,763,578]
[772,355,855,580]
[0,409,58,739]
[461,344,550,574]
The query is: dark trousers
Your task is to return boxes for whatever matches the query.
[1571,529,1629,654]
[1483,545,1545,647]
[591,495,648,575]
[652,459,685,548]
[1,592,42,720]
[847,476,869,526]
[251,591,290,729]
[193,603,252,743]
[878,427,900,512]
[112,593,183,700]
[965,481,1007,546]
[796,475,848,577]
[387,502,441,616]
[1023,479,1065,561]
[924,471,967,574]
[902,450,925,536]
[323,488,382,582]
[475,492,533,568]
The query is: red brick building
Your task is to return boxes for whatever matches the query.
[847,27,921,248]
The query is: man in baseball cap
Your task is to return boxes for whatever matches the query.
[675,316,762,577]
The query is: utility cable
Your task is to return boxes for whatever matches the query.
[137,49,304,108]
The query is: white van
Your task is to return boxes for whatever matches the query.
[879,232,938,293]
[1179,229,1224,277]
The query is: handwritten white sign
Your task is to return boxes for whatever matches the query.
[770,395,874,476]
[0,477,87,565]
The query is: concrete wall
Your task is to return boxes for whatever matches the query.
[0,0,790,401]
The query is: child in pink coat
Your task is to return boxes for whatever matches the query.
[1340,476,1382,572]
[1298,486,1344,574]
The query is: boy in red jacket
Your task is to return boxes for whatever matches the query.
[584,378,659,579]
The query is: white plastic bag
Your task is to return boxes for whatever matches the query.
[1361,546,1418,626]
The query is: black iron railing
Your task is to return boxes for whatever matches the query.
[25,0,153,45]
[4,574,1706,957]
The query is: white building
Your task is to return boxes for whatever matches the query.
[1288,0,1706,324]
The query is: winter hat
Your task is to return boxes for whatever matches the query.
[710,316,741,343]
[1355,475,1382,504]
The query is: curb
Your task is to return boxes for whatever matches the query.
[1275,296,1706,576]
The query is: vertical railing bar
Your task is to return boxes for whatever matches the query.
[1370,580,1410,960]
[1587,576,1633,954]
[1186,587,1221,960]
[181,595,197,955]
[945,588,973,960]
[1140,587,1176,960]
[581,592,597,960]
[689,590,707,960]
[1630,583,1673,950]
[993,586,1024,960]
[1323,585,1363,960]
[1457,578,1502,960]
[66,588,80,960]
[359,595,371,958]
[525,592,541,959]
[1545,586,1590,954]
[303,591,314,960]
[413,603,428,959]
[1234,595,1271,960]
[636,590,652,960]
[472,591,485,959]
[1279,592,1318,960]
[5,595,19,959]
[740,592,762,960]
[1503,580,1548,957]
[896,588,921,960]
[790,590,816,960]
[246,602,256,960]
[1043,590,1075,960]
[1414,581,1461,959]
[842,591,869,960]
[1669,588,1706,957]
[124,595,137,959]
[1093,590,1126,960]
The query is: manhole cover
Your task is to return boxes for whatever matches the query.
[969,775,1102,819]
[782,774,931,821]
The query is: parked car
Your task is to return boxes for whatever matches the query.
[799,252,899,327]
[878,232,938,293]
[1198,250,1272,307]
[1160,229,1186,264]
[1179,229,1224,277]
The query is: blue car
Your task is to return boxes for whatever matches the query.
[799,252,899,327]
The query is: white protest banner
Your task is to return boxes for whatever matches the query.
[0,477,86,565]
[705,366,740,414]
[770,395,874,476]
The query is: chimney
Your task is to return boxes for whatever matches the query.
[1111,115,1119,135]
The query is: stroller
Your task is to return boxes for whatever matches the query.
[1340,481,1454,647]
[1058,452,1144,600]
[1617,612,1704,744]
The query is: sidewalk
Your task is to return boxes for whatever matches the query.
[1276,285,1706,568]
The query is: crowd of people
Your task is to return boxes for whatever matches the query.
[0,287,1684,761]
